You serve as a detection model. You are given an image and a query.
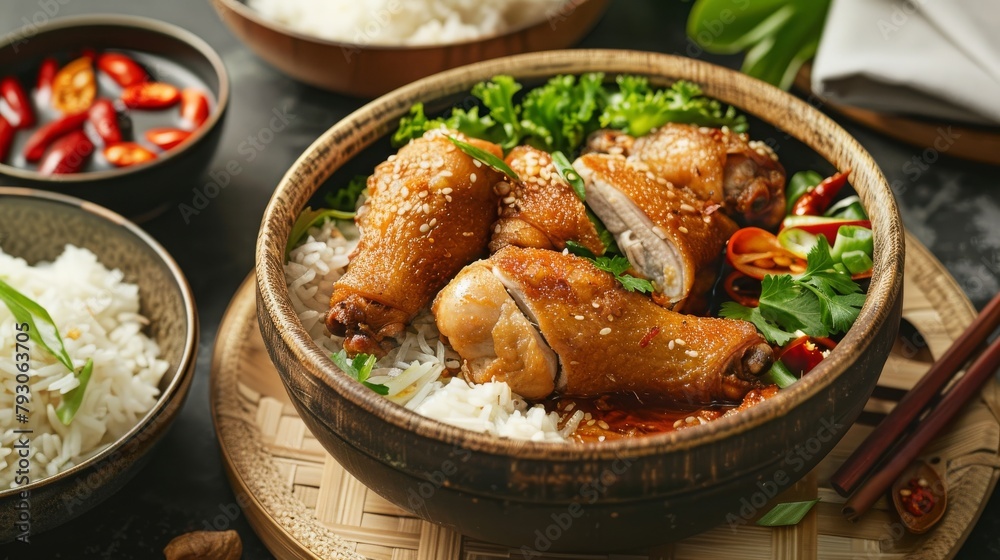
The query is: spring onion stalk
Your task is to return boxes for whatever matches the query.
[841,250,874,275]
[763,360,799,388]
[824,195,868,220]
[830,225,874,263]
[756,499,821,527]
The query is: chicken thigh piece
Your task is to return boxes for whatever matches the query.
[434,247,772,404]
[327,130,503,356]
[574,153,737,310]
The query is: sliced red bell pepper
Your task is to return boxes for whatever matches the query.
[145,127,191,150]
[23,112,88,162]
[0,116,13,163]
[121,82,180,109]
[179,88,210,128]
[1,77,35,129]
[726,227,808,280]
[103,142,157,167]
[97,52,148,88]
[38,130,94,175]
[88,99,121,145]
[723,270,762,307]
[791,170,851,216]
[778,336,837,376]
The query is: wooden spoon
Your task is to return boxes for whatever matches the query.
[891,459,947,534]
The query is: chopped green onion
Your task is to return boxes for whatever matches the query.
[833,263,850,276]
[550,150,585,201]
[756,499,820,527]
[777,227,819,260]
[841,250,873,275]
[763,360,799,388]
[824,195,867,220]
[830,225,873,263]
[447,137,519,181]
[786,171,822,213]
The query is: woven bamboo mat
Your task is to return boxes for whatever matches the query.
[210,233,1000,559]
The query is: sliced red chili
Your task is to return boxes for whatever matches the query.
[726,227,808,280]
[791,170,851,216]
[103,142,157,168]
[87,99,122,145]
[778,336,836,376]
[36,57,58,94]
[23,112,88,162]
[723,270,762,307]
[145,127,191,150]
[639,326,660,348]
[1,77,35,128]
[0,116,13,163]
[97,52,148,88]
[52,57,97,115]
[38,130,94,175]
[179,88,210,128]
[121,82,180,109]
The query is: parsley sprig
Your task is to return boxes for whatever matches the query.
[566,241,654,294]
[721,236,866,345]
[331,350,390,395]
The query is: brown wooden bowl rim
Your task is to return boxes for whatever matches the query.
[0,186,199,498]
[256,49,904,461]
[211,0,608,52]
[0,14,230,184]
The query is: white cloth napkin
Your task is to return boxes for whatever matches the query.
[812,0,1000,126]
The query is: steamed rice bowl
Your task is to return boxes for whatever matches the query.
[0,245,168,488]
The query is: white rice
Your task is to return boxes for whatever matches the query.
[248,0,569,46]
[0,245,169,488]
[285,219,580,442]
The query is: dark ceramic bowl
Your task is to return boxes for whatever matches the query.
[209,0,608,98]
[255,50,904,552]
[0,187,198,542]
[0,15,229,219]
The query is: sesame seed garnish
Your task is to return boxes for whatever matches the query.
[419,224,430,233]
[668,340,675,350]
[472,159,482,168]
[675,338,685,346]
[401,187,409,197]
[494,224,502,233]
[422,203,431,214]
[470,172,477,183]
[673,419,684,429]
[445,195,453,202]
[606,315,614,322]
[592,301,600,308]
[442,187,453,194]
[686,350,699,357]
[429,218,437,227]
[575,315,585,321]
[587,420,596,427]
[503,196,516,204]
[680,203,696,213]
[564,402,575,411]
[597,420,610,430]
[418,190,428,198]
[599,327,612,335]
[678,226,689,234]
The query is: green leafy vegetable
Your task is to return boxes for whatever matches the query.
[550,150,585,201]
[287,206,357,256]
[590,255,655,294]
[472,75,523,150]
[721,236,866,344]
[0,277,93,424]
[447,137,520,181]
[331,350,389,395]
[324,175,369,213]
[600,77,747,136]
[762,360,799,389]
[687,0,831,90]
[520,73,607,154]
[565,240,596,259]
[756,499,820,527]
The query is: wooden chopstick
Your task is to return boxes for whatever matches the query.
[842,333,1000,520]
[831,291,1000,497]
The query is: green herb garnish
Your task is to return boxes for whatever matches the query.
[585,210,619,256]
[599,76,748,137]
[447,137,520,181]
[324,175,369,213]
[0,277,93,425]
[330,350,389,395]
[550,150,585,201]
[721,236,866,344]
[564,246,654,294]
[756,499,820,527]
[286,206,357,256]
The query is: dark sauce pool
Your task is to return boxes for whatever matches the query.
[3,48,215,174]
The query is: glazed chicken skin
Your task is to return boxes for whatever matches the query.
[433,247,773,404]
[327,130,503,356]
[489,146,605,256]
[586,123,787,228]
[574,153,737,311]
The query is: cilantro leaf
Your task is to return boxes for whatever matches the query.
[720,301,797,346]
[588,255,655,293]
[616,274,656,294]
[331,350,389,395]
[758,274,827,337]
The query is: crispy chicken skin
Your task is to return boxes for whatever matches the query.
[489,146,606,256]
[586,123,787,228]
[434,247,772,404]
[574,153,737,311]
[326,130,503,356]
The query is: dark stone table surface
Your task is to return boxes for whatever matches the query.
[1,1,998,558]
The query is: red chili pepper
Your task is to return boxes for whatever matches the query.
[145,127,191,150]
[639,326,660,348]
[791,170,851,216]
[726,227,808,280]
[900,478,936,516]
[52,57,97,115]
[23,112,88,162]
[87,99,121,145]
[778,336,836,376]
[103,142,157,168]
[81,48,97,61]
[723,270,762,307]
[0,77,35,129]
[179,88,210,128]
[97,52,148,88]
[36,57,58,94]
[121,82,180,109]
[38,130,94,175]
[0,116,14,163]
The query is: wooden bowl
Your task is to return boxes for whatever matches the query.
[255,50,904,551]
[0,188,198,541]
[0,15,230,219]
[209,0,609,98]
